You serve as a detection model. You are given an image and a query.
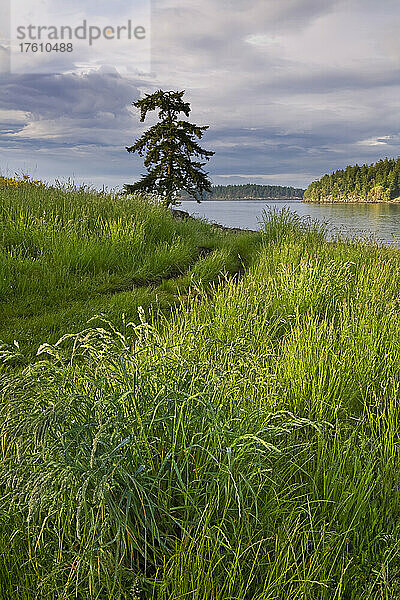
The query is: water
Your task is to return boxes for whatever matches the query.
[180,200,400,245]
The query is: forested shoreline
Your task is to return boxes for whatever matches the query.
[304,157,400,203]
[182,184,305,200]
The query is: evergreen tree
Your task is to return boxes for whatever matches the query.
[199,184,304,200]
[124,90,214,207]
[304,157,400,202]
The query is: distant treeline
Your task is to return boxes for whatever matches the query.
[304,157,400,203]
[206,184,305,199]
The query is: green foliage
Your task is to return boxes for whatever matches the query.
[1,209,400,598]
[195,183,305,200]
[305,156,400,202]
[125,90,214,206]
[0,181,262,354]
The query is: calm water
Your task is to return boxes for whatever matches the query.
[180,200,400,245]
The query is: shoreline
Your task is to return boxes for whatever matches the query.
[181,197,303,202]
[171,208,257,233]
[304,201,400,204]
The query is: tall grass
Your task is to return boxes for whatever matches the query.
[1,205,400,598]
[0,185,208,308]
[0,183,261,353]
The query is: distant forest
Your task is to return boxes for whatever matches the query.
[197,184,305,200]
[304,157,400,202]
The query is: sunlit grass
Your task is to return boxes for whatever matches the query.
[1,192,400,598]
[0,183,262,353]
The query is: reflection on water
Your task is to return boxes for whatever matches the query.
[180,200,400,245]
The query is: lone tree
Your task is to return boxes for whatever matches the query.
[124,90,214,206]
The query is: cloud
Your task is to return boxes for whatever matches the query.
[0,0,399,187]
[0,69,139,119]
[0,69,142,146]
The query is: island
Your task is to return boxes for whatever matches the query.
[181,184,305,200]
[304,156,400,203]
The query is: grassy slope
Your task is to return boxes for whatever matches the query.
[0,183,261,356]
[1,187,400,599]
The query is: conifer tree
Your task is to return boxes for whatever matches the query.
[304,157,400,202]
[125,90,214,207]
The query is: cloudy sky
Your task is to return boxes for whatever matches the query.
[0,0,399,189]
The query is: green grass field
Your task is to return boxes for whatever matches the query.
[0,182,261,356]
[1,182,400,599]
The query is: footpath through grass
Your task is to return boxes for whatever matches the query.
[1,184,400,599]
[0,182,260,356]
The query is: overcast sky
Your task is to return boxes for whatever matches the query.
[0,0,399,189]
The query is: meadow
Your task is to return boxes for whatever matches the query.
[0,180,260,356]
[1,181,400,599]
